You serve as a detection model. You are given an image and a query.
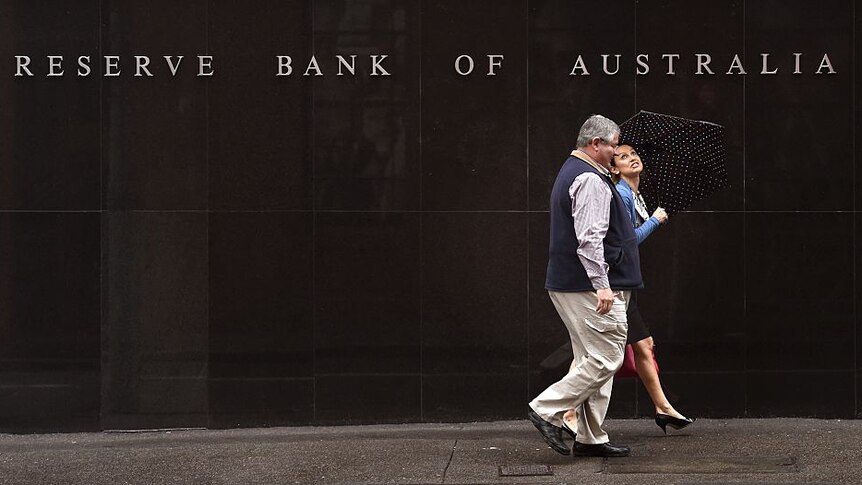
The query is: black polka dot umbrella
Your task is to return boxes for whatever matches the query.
[619,110,730,214]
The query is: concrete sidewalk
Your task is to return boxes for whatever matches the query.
[1,418,860,484]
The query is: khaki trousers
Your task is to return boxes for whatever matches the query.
[529,290,629,445]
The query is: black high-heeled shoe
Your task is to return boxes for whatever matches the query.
[655,414,696,434]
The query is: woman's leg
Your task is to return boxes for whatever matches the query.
[633,337,686,418]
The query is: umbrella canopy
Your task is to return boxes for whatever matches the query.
[618,110,730,214]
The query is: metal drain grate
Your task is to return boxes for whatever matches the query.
[498,464,553,477]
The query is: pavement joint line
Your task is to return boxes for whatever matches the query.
[441,439,457,484]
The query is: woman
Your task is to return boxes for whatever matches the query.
[561,144,695,436]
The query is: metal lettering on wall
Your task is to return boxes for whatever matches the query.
[9,52,840,77]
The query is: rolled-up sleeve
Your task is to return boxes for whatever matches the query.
[569,173,613,290]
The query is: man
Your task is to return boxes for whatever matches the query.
[528,114,643,458]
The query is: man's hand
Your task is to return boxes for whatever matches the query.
[596,287,614,314]
[653,207,668,224]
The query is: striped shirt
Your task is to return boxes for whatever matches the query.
[568,150,613,290]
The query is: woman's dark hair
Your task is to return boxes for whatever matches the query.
[609,155,621,184]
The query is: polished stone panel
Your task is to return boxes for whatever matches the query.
[422,0,528,211]
[2,1,861,430]
[208,212,313,379]
[745,213,854,371]
[857,9,862,419]
[101,212,208,429]
[209,0,313,210]
[0,2,100,210]
[858,374,862,419]
[856,13,862,418]
[316,375,421,424]
[423,374,527,421]
[0,213,101,432]
[857,214,862,416]
[744,0,853,211]
[746,371,854,417]
[315,212,420,374]
[638,212,745,372]
[857,8,862,214]
[527,213,569,393]
[0,213,101,368]
[528,0,636,212]
[313,0,421,211]
[606,378,637,419]
[101,0,208,210]
[636,372,745,419]
[208,378,314,428]
[635,0,744,212]
[422,212,528,374]
[0,371,100,433]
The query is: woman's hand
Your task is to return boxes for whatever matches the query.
[653,207,668,224]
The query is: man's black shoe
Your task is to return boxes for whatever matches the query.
[527,408,570,455]
[573,441,630,457]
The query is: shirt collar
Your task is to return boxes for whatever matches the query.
[571,149,611,177]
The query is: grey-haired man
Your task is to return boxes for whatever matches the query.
[528,114,643,457]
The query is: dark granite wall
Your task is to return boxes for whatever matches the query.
[0,0,858,432]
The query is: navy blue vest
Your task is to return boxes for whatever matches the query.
[545,155,643,292]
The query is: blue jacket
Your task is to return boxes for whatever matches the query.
[615,180,660,245]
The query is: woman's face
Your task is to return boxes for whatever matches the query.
[611,145,643,177]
